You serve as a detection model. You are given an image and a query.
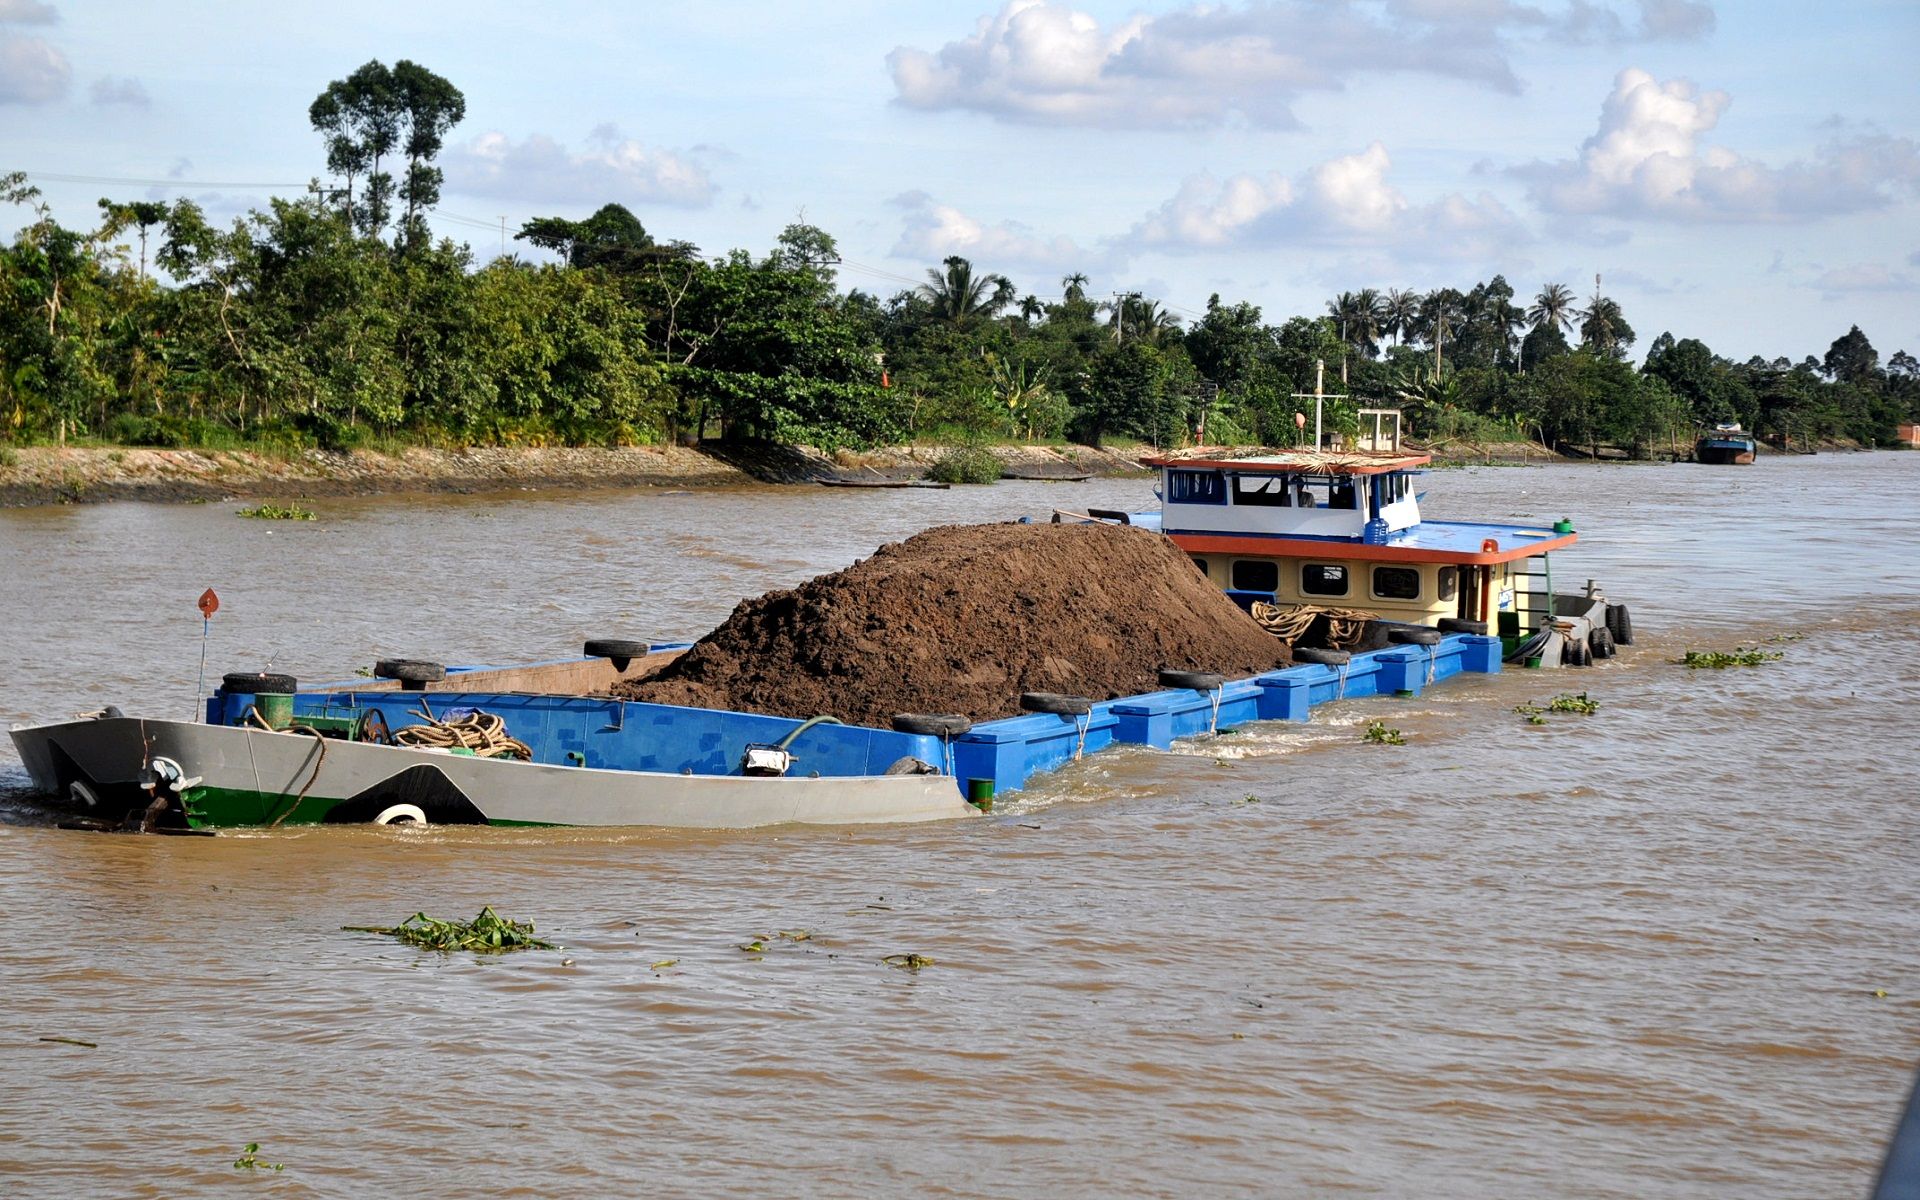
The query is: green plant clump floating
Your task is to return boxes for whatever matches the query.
[233,1143,284,1172]
[344,906,556,953]
[237,503,316,521]
[1674,648,1783,669]
[1362,720,1407,745]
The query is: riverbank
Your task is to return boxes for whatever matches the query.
[0,437,1577,507]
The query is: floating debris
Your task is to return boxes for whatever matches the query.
[1514,692,1601,721]
[883,953,936,971]
[1362,720,1406,745]
[236,504,315,521]
[233,1143,284,1172]
[343,906,556,953]
[650,959,679,970]
[1674,648,1783,669]
[38,1035,97,1048]
[737,940,768,953]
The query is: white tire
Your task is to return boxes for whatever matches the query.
[69,780,100,808]
[372,803,427,826]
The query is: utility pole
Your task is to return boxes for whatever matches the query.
[1290,358,1348,451]
[499,216,507,258]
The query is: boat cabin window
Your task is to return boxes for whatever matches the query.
[1168,470,1226,505]
[1191,556,1210,577]
[1231,474,1293,507]
[1329,481,1360,511]
[1382,474,1410,504]
[1437,566,1457,602]
[1371,566,1421,600]
[1231,559,1279,592]
[1301,564,1349,597]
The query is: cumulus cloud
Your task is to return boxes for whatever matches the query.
[90,74,147,107]
[1130,141,1529,260]
[889,0,1716,129]
[0,1,58,22]
[442,126,716,208]
[0,30,68,103]
[890,190,1103,271]
[1522,68,1920,221]
[1813,263,1916,296]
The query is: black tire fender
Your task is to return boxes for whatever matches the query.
[1606,603,1634,646]
[1157,669,1225,691]
[1588,626,1614,659]
[1291,646,1352,666]
[1019,692,1093,717]
[890,713,973,737]
[221,671,298,695]
[1437,618,1488,635]
[374,659,446,684]
[584,638,651,661]
[1388,627,1442,647]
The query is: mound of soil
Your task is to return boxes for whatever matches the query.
[616,521,1291,727]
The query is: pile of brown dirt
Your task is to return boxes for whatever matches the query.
[616,521,1291,727]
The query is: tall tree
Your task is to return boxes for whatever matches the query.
[1527,283,1576,335]
[390,60,466,242]
[1822,325,1879,386]
[309,61,398,235]
[918,256,1007,324]
[1382,287,1419,347]
[1579,295,1633,360]
[1061,272,1089,303]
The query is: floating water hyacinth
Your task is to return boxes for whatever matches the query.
[344,906,556,953]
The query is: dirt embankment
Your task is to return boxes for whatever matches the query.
[0,445,751,506]
[617,521,1291,727]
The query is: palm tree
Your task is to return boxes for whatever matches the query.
[1061,272,1089,304]
[1417,289,1465,377]
[1018,294,1044,323]
[1527,283,1576,334]
[1383,287,1419,347]
[1103,294,1180,344]
[1580,295,1630,359]
[919,255,1010,324]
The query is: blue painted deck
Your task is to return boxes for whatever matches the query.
[210,634,1502,805]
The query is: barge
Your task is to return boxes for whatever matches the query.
[9,413,1630,831]
[1695,423,1757,465]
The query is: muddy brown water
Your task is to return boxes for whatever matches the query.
[1,460,1916,1197]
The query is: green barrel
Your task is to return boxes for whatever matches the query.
[965,778,995,811]
[252,692,295,730]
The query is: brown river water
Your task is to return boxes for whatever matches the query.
[2,456,1917,1197]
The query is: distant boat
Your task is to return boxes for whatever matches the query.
[1695,423,1757,465]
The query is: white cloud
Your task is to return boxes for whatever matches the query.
[890,190,1102,271]
[889,1,1716,129]
[1130,141,1528,260]
[0,1,58,22]
[1813,263,1916,296]
[0,30,68,103]
[442,127,716,208]
[1522,68,1920,221]
[89,74,147,107]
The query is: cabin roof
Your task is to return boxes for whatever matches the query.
[1144,449,1431,476]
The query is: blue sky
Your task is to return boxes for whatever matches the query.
[4,0,1917,364]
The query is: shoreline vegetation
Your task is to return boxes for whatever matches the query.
[5,58,1916,509]
[1,434,1879,509]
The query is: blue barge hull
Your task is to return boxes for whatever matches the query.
[214,633,1502,805]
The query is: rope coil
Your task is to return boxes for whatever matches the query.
[1250,601,1375,650]
[395,710,531,760]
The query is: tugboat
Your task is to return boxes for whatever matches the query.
[1694,422,1757,465]
[1127,408,1632,668]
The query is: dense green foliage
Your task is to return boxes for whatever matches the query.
[3,65,1915,457]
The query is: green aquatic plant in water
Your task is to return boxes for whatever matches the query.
[1674,648,1783,669]
[237,503,316,521]
[1362,720,1406,745]
[1515,692,1601,724]
[344,906,556,953]
[233,1143,284,1172]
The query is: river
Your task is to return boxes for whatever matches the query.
[2,456,1916,1197]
